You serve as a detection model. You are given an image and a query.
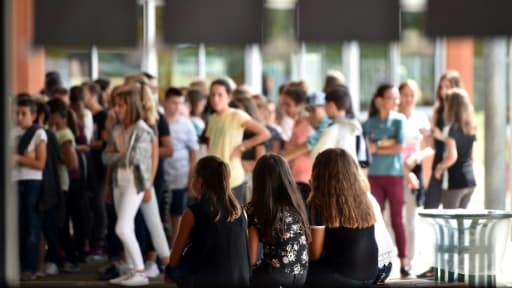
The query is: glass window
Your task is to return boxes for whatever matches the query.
[205,46,245,85]
[45,49,91,86]
[360,43,389,107]
[98,50,142,84]
[171,44,199,87]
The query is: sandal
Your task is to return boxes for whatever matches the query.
[416,266,435,279]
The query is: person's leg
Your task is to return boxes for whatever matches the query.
[25,181,43,274]
[18,181,28,273]
[386,177,408,272]
[458,188,475,209]
[170,188,188,247]
[114,183,145,272]
[68,177,88,261]
[42,207,60,265]
[141,187,170,263]
[423,173,443,209]
[441,189,465,209]
[90,182,106,253]
[403,181,416,267]
[412,165,425,207]
[368,176,386,211]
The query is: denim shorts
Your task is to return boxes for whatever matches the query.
[170,188,188,216]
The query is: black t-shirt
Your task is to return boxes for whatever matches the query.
[309,207,378,282]
[89,109,108,186]
[154,113,171,192]
[434,107,445,167]
[447,125,476,189]
[247,204,308,276]
[187,201,251,287]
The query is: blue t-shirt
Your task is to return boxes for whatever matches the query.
[363,111,405,176]
[307,117,331,150]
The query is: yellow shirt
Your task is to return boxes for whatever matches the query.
[206,108,251,188]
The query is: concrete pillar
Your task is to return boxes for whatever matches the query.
[4,0,18,285]
[90,45,99,80]
[244,44,262,94]
[298,42,306,80]
[388,42,400,86]
[342,41,360,116]
[198,43,206,79]
[484,38,508,210]
[141,0,158,77]
[434,37,447,90]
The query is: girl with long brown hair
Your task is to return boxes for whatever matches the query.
[306,148,378,286]
[166,156,250,287]
[248,154,310,287]
[433,88,476,208]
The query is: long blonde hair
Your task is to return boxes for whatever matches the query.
[309,148,376,228]
[124,74,158,126]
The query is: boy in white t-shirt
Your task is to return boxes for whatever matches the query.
[13,95,48,281]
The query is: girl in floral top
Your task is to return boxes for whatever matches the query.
[248,153,310,288]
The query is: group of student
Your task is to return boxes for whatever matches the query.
[13,67,476,286]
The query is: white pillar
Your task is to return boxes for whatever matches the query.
[342,41,361,116]
[434,37,447,90]
[299,42,306,80]
[90,45,99,80]
[388,42,400,86]
[244,44,262,94]
[508,39,512,210]
[198,43,206,79]
[141,0,158,77]
[484,38,508,209]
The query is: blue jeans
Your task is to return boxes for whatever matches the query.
[18,180,42,273]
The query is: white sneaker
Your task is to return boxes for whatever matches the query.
[119,272,149,286]
[109,272,133,285]
[144,261,159,278]
[44,262,59,276]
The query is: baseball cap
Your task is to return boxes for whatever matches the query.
[306,91,326,106]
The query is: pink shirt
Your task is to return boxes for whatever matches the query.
[285,118,312,183]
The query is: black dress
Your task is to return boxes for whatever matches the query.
[184,200,251,288]
[305,208,378,287]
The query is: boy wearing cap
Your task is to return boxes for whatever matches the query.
[283,91,331,162]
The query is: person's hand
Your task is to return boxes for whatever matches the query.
[432,127,444,141]
[405,155,417,171]
[380,139,395,147]
[407,172,420,190]
[434,164,444,180]
[142,188,152,203]
[369,142,378,154]
[230,144,245,160]
[15,154,22,164]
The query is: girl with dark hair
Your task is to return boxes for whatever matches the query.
[205,79,270,206]
[434,88,476,208]
[424,70,462,209]
[306,148,378,286]
[70,85,94,145]
[363,84,410,277]
[248,154,310,287]
[102,84,155,286]
[166,156,251,287]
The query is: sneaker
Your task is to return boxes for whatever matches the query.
[35,269,45,278]
[20,272,36,281]
[400,266,411,278]
[119,272,149,286]
[44,262,59,276]
[109,272,133,285]
[98,264,120,281]
[63,261,80,273]
[144,261,159,278]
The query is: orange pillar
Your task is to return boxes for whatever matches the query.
[446,37,474,102]
[12,0,45,94]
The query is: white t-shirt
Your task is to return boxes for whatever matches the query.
[310,117,362,162]
[13,127,47,181]
[403,110,430,159]
[84,109,94,144]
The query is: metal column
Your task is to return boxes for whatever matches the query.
[244,44,263,94]
[388,41,401,86]
[90,45,99,80]
[342,41,361,116]
[141,0,158,77]
[434,37,447,90]
[484,38,508,209]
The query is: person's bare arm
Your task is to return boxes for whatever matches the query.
[61,141,79,171]
[248,227,260,266]
[231,119,271,160]
[16,140,47,170]
[283,144,309,162]
[434,137,457,179]
[159,135,173,158]
[308,227,325,261]
[169,209,195,267]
